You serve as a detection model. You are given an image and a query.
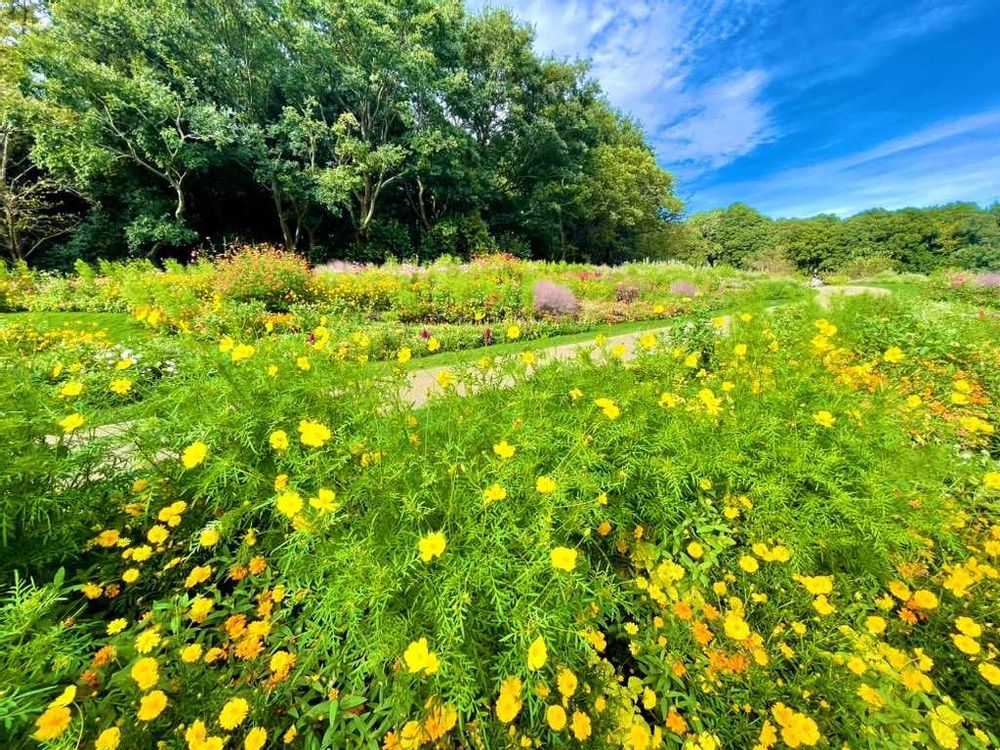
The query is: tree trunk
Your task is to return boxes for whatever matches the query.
[271,180,295,249]
[173,179,186,223]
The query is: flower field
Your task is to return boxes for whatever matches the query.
[1,254,999,750]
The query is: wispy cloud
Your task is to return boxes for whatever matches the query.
[695,111,1000,216]
[478,0,998,213]
[487,0,778,173]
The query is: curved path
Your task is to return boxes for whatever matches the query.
[400,285,889,407]
[46,284,892,448]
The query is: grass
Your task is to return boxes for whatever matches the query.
[3,263,998,750]
[0,311,151,344]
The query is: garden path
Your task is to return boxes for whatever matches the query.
[400,285,889,406]
[44,284,891,446]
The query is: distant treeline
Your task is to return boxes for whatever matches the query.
[669,202,1000,274]
[1,0,679,269]
[2,3,997,273]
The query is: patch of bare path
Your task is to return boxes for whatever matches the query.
[400,324,676,408]
[400,285,891,406]
[47,284,894,440]
[815,285,890,309]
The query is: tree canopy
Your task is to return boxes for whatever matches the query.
[679,201,1000,273]
[2,0,682,267]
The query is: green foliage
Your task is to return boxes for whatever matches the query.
[212,246,313,311]
[684,202,1000,274]
[2,277,999,748]
[3,0,682,264]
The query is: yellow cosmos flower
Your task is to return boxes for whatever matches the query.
[219,697,250,730]
[812,595,836,615]
[495,677,523,723]
[864,616,886,635]
[436,369,457,389]
[245,727,268,750]
[181,441,208,469]
[403,638,439,676]
[506,325,521,340]
[687,541,704,560]
[136,690,167,721]
[298,419,331,448]
[82,582,103,599]
[110,378,133,394]
[95,727,121,750]
[130,657,159,690]
[978,662,1000,686]
[418,531,447,562]
[659,392,681,408]
[296,356,310,371]
[546,704,567,731]
[276,491,303,519]
[557,667,578,699]
[33,705,72,740]
[107,617,127,635]
[493,440,516,459]
[199,528,220,547]
[594,397,620,419]
[550,546,577,572]
[397,347,412,364]
[269,430,289,452]
[955,616,982,638]
[181,643,203,663]
[527,636,547,670]
[483,484,507,504]
[59,381,84,397]
[812,410,836,428]
[309,488,338,513]
[60,413,85,433]
[952,633,980,655]
[230,343,256,362]
[570,711,592,741]
[983,471,1000,490]
[536,476,557,494]
[739,556,759,573]
[883,346,905,363]
[795,575,833,596]
[723,613,750,640]
[909,589,938,610]
[185,565,212,589]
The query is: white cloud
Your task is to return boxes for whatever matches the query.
[483,0,777,172]
[655,69,776,173]
[695,111,1000,216]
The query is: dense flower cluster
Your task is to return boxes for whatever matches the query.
[3,266,998,749]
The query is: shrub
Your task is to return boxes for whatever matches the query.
[532,280,579,317]
[614,282,640,303]
[668,280,698,297]
[212,245,312,310]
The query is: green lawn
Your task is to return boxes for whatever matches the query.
[0,311,150,343]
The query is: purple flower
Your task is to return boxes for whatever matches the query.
[533,280,579,317]
[669,281,698,298]
[975,273,1000,288]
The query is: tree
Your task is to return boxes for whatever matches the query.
[687,204,774,267]
[0,113,82,261]
[24,0,233,255]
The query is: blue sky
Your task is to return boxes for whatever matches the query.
[480,0,1000,217]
